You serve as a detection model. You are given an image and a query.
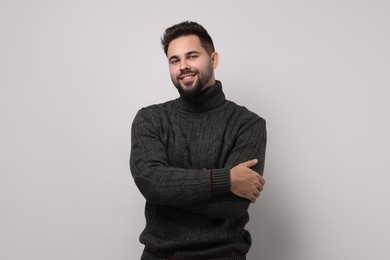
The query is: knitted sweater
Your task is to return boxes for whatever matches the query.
[130,81,267,260]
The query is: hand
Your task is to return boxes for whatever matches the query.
[230,159,265,203]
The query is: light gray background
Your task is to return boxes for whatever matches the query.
[1,0,389,259]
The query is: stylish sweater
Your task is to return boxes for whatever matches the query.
[130,81,267,260]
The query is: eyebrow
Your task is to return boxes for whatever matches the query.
[168,51,200,62]
[186,51,200,56]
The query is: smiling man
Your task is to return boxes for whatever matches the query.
[167,34,217,100]
[130,21,267,260]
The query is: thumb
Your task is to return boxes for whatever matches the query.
[242,159,258,168]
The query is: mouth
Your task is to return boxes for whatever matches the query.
[179,73,196,82]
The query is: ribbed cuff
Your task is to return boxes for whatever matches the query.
[209,167,231,196]
[142,250,246,260]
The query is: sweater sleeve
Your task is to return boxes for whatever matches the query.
[178,114,267,219]
[130,108,231,206]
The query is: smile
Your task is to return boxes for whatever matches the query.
[179,73,197,80]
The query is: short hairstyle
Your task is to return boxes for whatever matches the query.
[161,21,215,56]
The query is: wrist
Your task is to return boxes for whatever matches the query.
[210,168,231,195]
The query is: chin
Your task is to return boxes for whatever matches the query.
[181,83,197,91]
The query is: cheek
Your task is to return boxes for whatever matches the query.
[169,65,179,75]
[169,68,178,80]
[168,67,175,77]
[198,60,212,72]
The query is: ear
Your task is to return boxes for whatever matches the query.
[211,52,219,70]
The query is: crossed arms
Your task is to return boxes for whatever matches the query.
[130,108,266,219]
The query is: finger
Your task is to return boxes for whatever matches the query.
[250,196,257,203]
[258,176,265,185]
[242,159,258,168]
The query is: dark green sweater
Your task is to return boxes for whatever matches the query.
[130,81,267,260]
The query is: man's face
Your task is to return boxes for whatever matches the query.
[167,35,218,100]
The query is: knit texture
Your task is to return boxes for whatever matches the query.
[130,81,267,260]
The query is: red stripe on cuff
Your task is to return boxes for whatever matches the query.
[209,169,214,194]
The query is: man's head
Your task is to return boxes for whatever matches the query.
[161,21,215,56]
[161,21,219,100]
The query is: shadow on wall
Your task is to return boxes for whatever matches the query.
[246,180,301,260]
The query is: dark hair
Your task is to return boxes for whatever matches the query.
[161,21,215,56]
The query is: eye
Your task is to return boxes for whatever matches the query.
[189,54,198,59]
[170,58,179,65]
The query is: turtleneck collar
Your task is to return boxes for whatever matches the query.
[175,80,226,113]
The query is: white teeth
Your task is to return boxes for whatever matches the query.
[183,76,193,80]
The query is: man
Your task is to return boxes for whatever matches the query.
[130,21,267,260]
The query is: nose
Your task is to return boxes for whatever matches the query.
[179,59,190,71]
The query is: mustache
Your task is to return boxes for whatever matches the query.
[178,69,198,78]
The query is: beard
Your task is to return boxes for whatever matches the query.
[172,63,213,101]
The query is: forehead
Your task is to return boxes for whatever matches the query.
[167,35,206,58]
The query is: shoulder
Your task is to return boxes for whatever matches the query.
[134,100,175,120]
[226,100,266,127]
[224,101,267,143]
[132,100,177,132]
